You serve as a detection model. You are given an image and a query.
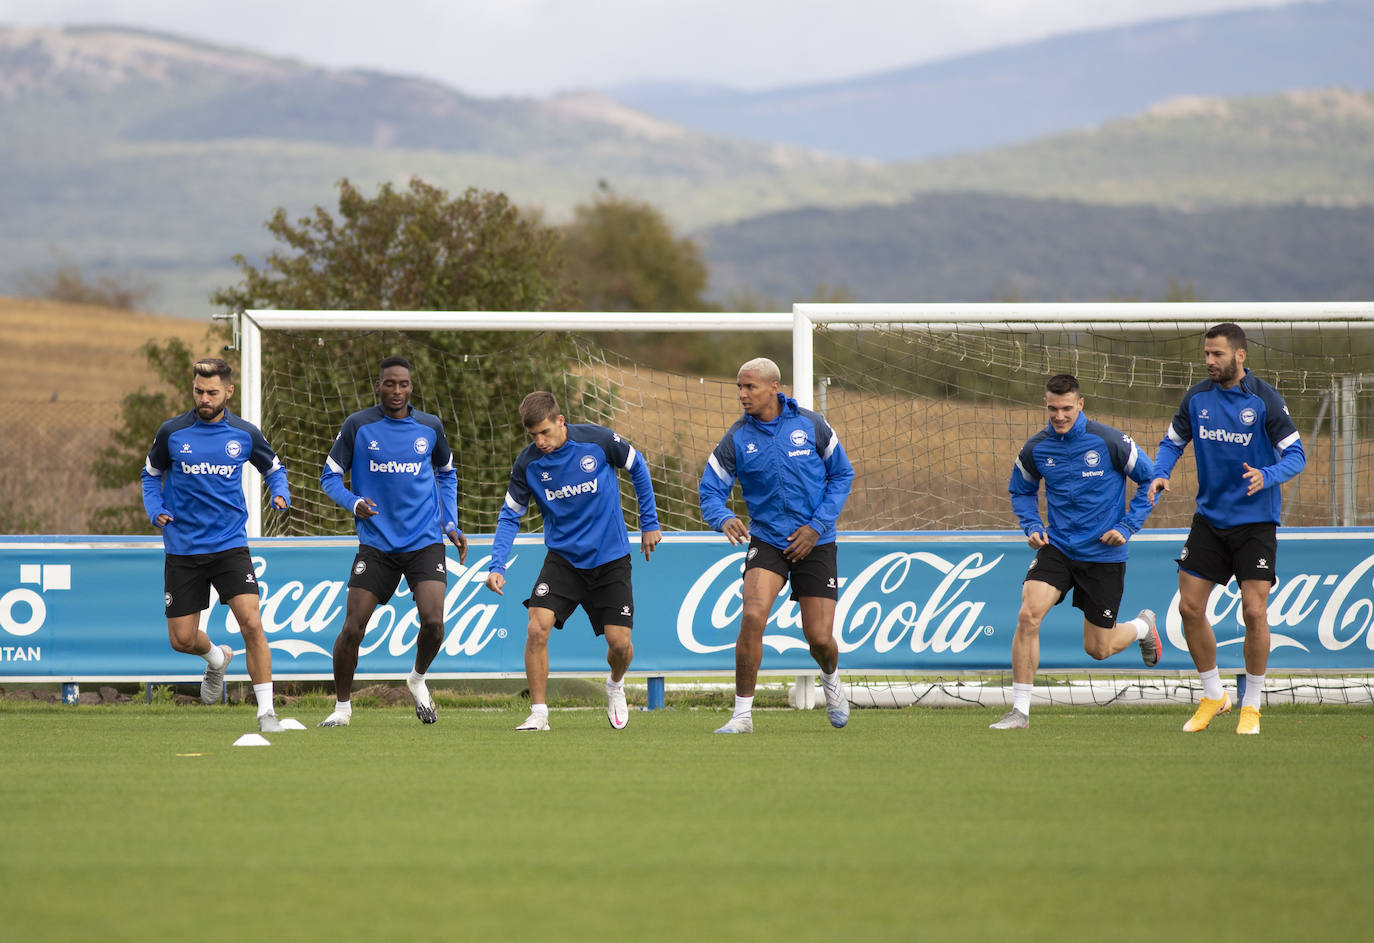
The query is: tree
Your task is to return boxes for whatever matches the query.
[19,252,155,310]
[207,177,575,536]
[560,186,712,313]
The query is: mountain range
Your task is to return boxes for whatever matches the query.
[0,3,1371,319]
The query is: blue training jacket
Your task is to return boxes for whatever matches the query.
[142,409,290,556]
[1154,367,1305,528]
[490,423,659,573]
[1009,411,1156,563]
[699,393,854,549]
[320,405,460,554]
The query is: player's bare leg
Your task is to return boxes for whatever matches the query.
[226,592,285,732]
[991,580,1056,729]
[407,580,447,724]
[1178,571,1232,731]
[799,596,847,727]
[318,587,379,726]
[1236,578,1271,734]
[168,613,232,705]
[603,624,632,729]
[517,608,556,730]
[716,567,785,733]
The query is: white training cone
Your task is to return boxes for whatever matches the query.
[234,733,271,747]
[277,718,306,730]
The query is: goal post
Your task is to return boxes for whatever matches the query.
[236,302,1374,707]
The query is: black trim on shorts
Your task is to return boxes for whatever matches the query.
[524,551,634,636]
[1022,543,1124,629]
[742,537,839,601]
[164,546,258,618]
[1177,513,1279,585]
[347,543,449,604]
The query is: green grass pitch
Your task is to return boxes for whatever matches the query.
[2,701,1371,942]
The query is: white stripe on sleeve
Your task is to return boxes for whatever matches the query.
[504,491,527,514]
[706,452,731,484]
[1276,430,1302,451]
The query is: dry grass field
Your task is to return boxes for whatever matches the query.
[0,297,219,533]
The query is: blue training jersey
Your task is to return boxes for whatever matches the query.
[699,393,854,550]
[1009,411,1156,563]
[489,424,659,573]
[142,409,290,555]
[320,405,460,554]
[1154,367,1306,528]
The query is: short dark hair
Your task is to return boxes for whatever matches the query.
[1205,322,1247,351]
[379,355,412,375]
[519,391,560,428]
[192,358,232,382]
[1045,373,1080,396]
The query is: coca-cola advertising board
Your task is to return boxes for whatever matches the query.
[4,531,1374,681]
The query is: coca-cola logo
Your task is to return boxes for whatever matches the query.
[677,550,1004,655]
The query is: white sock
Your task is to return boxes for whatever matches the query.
[1243,673,1265,710]
[1128,617,1150,641]
[530,703,549,716]
[253,682,273,716]
[733,694,754,718]
[335,700,352,716]
[203,644,227,668]
[821,669,840,690]
[1199,667,1224,701]
[606,675,624,691]
[1012,682,1033,715]
[407,669,425,686]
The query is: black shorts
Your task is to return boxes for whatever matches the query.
[744,538,839,601]
[524,551,633,636]
[1177,513,1279,586]
[348,543,449,604]
[164,547,259,618]
[1023,543,1125,629]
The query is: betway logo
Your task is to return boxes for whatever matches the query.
[1197,425,1253,446]
[370,460,424,475]
[545,479,598,501]
[180,460,235,476]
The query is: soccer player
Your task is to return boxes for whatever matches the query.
[699,357,855,734]
[483,391,661,732]
[141,357,291,732]
[317,356,467,728]
[1147,323,1306,735]
[991,374,1162,730]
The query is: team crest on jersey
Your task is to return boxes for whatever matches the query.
[413,437,429,455]
[225,440,242,459]
[580,455,597,473]
[1239,407,1257,426]
[789,429,807,447]
[535,582,550,597]
[1084,450,1101,468]
[354,560,367,575]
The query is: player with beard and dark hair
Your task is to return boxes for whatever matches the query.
[1148,323,1307,735]
[142,357,292,732]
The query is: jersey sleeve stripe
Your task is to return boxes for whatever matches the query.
[706,452,732,484]
[144,458,163,477]
[1014,456,1036,482]
[1277,430,1302,451]
[1123,441,1139,475]
[325,455,345,475]
[504,491,527,514]
[822,435,839,460]
[623,445,639,470]
[1166,425,1187,446]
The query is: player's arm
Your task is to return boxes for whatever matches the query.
[1009,449,1047,548]
[1148,398,1192,504]
[141,424,172,526]
[622,441,662,560]
[320,422,366,516]
[1115,435,1158,537]
[805,421,854,539]
[429,422,466,561]
[1247,389,1307,494]
[486,460,532,593]
[699,433,744,540]
[247,425,291,511]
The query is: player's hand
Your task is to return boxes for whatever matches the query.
[485,572,505,596]
[1242,462,1265,496]
[721,517,750,546]
[271,495,288,511]
[447,529,468,564]
[155,512,173,527]
[784,524,820,562]
[1027,530,1048,549]
[1099,528,1127,547]
[354,497,378,519]
[640,528,661,561]
[1147,478,1170,506]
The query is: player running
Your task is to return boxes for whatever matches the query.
[991,373,1162,730]
[484,391,660,732]
[699,357,854,734]
[1148,323,1306,735]
[141,357,292,732]
[317,356,467,728]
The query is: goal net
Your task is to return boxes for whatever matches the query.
[242,304,1374,708]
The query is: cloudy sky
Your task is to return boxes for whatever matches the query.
[1,0,1306,97]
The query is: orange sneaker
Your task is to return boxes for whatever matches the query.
[1182,693,1233,732]
[1236,705,1261,735]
